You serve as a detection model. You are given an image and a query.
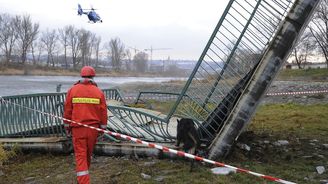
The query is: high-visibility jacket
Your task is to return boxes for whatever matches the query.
[63,79,108,129]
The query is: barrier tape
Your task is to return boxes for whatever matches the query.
[266,89,328,96]
[124,89,328,101]
[0,97,295,184]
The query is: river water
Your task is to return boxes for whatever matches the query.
[0,75,184,97]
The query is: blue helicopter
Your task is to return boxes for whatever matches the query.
[77,4,103,23]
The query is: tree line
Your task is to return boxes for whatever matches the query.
[1,1,328,73]
[0,13,149,72]
[290,0,328,69]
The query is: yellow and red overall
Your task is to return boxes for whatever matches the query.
[64,79,108,184]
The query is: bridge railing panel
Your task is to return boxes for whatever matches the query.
[0,88,124,138]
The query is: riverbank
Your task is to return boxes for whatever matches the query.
[0,64,189,77]
[1,63,328,80]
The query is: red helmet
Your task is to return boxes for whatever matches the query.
[80,66,96,77]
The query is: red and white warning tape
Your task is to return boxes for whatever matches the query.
[0,97,295,184]
[266,89,328,96]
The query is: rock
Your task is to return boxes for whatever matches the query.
[111,172,122,178]
[316,166,325,174]
[309,143,316,146]
[316,155,325,159]
[320,179,328,184]
[211,167,236,175]
[263,140,270,144]
[310,139,319,142]
[141,173,151,179]
[0,170,4,177]
[154,176,165,182]
[237,143,251,151]
[273,140,289,146]
[322,144,328,149]
[143,161,156,167]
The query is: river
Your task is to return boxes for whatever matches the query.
[0,75,185,97]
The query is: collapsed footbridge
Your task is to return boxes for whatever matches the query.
[0,0,321,160]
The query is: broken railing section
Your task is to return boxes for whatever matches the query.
[164,0,297,147]
[208,0,321,160]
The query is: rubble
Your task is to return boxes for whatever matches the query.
[211,167,236,175]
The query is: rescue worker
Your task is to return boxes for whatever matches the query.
[64,66,108,184]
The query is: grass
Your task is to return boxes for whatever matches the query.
[249,103,328,140]
[1,103,328,183]
[277,68,328,81]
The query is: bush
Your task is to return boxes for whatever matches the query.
[0,144,20,166]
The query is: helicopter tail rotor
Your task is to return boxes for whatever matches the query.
[77,4,83,15]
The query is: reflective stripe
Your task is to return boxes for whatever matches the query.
[72,97,100,104]
[76,170,89,176]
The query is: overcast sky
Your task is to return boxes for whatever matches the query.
[0,0,229,60]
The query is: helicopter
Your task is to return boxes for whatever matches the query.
[77,4,103,23]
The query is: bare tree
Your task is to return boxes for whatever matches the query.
[79,29,92,67]
[133,51,148,72]
[0,14,18,64]
[31,38,42,65]
[106,37,125,71]
[32,38,44,64]
[14,15,39,64]
[67,25,81,69]
[309,0,328,67]
[290,29,316,69]
[58,26,70,69]
[87,33,100,67]
[93,36,101,68]
[125,49,132,71]
[41,29,58,67]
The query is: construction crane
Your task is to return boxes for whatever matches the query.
[127,46,141,55]
[144,46,172,62]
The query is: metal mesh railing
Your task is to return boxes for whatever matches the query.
[107,105,174,142]
[0,89,124,137]
[0,93,66,137]
[166,0,295,142]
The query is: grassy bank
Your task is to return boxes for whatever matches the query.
[0,64,188,77]
[277,68,328,81]
[1,103,327,183]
